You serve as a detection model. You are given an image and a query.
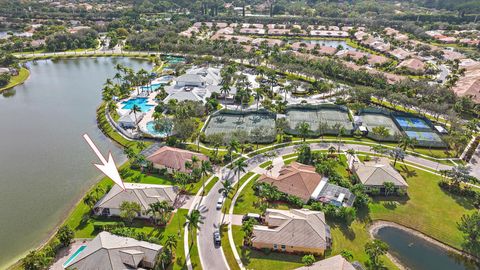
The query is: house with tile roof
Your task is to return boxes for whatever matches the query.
[146,146,208,173]
[397,58,426,74]
[65,232,162,270]
[295,255,360,270]
[94,183,178,218]
[252,208,331,255]
[258,162,355,206]
[348,156,408,192]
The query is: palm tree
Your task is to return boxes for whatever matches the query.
[184,209,203,245]
[318,122,329,141]
[218,180,233,224]
[253,88,263,110]
[227,139,239,159]
[130,104,142,130]
[200,160,213,194]
[296,121,310,142]
[383,182,396,196]
[398,136,417,151]
[220,82,231,105]
[164,234,177,254]
[337,127,347,152]
[232,159,248,194]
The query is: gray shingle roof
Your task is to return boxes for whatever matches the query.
[350,157,408,187]
[95,183,178,212]
[252,209,331,249]
[66,232,162,270]
[295,255,356,270]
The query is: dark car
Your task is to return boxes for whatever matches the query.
[213,230,221,247]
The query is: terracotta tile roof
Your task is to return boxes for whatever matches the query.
[146,146,207,173]
[258,162,322,202]
[397,58,426,72]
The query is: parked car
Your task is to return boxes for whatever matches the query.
[216,196,225,210]
[242,213,261,222]
[213,230,221,247]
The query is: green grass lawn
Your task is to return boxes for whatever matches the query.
[369,163,476,250]
[223,172,255,214]
[203,176,219,195]
[226,158,474,269]
[259,160,273,169]
[221,224,241,270]
[0,68,30,92]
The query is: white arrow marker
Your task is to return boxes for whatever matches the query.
[83,134,125,191]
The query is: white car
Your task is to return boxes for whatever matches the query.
[216,196,225,210]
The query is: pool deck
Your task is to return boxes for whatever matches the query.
[50,239,90,270]
[138,91,159,135]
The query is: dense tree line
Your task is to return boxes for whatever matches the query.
[45,28,98,52]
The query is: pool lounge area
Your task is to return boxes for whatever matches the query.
[145,121,169,138]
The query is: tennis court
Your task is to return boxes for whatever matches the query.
[405,131,443,143]
[395,116,430,129]
[204,111,276,142]
[361,113,401,137]
[286,107,353,132]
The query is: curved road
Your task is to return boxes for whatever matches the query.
[193,141,454,270]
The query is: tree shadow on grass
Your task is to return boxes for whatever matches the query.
[329,221,356,241]
[440,189,475,210]
[398,164,418,178]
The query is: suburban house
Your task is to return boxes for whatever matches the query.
[117,112,144,129]
[163,66,234,103]
[348,156,408,192]
[251,208,332,255]
[65,231,162,270]
[146,146,208,173]
[258,162,355,206]
[94,183,178,218]
[397,58,426,73]
[295,255,361,270]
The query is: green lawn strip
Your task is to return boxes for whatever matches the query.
[369,164,476,250]
[233,175,268,215]
[221,225,241,270]
[189,228,202,270]
[97,103,137,149]
[282,153,297,160]
[259,160,272,169]
[0,68,30,92]
[168,209,188,270]
[232,225,304,270]
[328,220,398,269]
[223,172,255,214]
[203,176,219,195]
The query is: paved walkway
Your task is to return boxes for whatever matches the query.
[50,239,90,270]
[468,142,480,179]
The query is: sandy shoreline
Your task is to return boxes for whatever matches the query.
[368,220,478,270]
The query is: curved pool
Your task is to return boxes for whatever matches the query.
[146,121,168,137]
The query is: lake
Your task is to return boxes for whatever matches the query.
[289,39,355,51]
[0,57,152,268]
[375,226,478,270]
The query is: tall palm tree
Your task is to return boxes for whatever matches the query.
[232,159,247,194]
[220,82,231,105]
[184,210,203,245]
[200,160,213,194]
[337,127,347,152]
[296,121,310,142]
[131,104,142,130]
[254,88,263,110]
[398,136,417,151]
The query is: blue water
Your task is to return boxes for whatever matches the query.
[140,83,161,91]
[395,116,429,129]
[63,245,86,267]
[146,121,168,137]
[121,97,154,112]
[376,226,475,270]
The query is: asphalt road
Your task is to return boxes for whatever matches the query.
[195,142,453,270]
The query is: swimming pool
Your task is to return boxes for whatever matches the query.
[140,83,162,91]
[63,245,86,268]
[146,121,169,137]
[121,97,154,112]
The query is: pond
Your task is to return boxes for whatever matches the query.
[375,226,478,270]
[0,57,152,268]
[289,39,355,51]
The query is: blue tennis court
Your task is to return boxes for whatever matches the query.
[395,116,429,129]
[405,131,443,142]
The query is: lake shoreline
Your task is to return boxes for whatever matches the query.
[368,220,478,270]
